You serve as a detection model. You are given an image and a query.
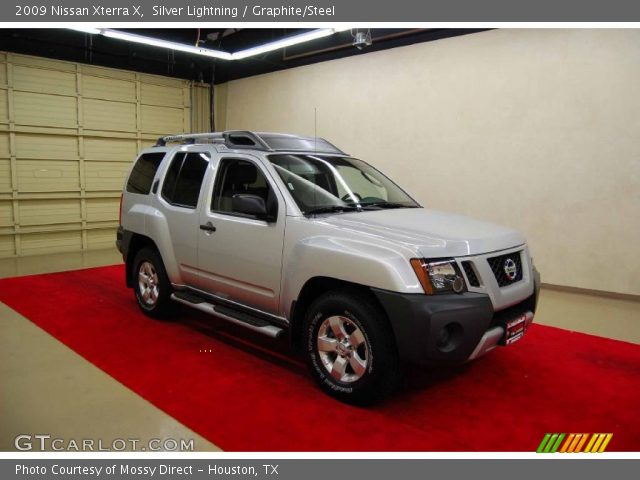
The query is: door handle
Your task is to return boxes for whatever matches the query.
[199,223,216,232]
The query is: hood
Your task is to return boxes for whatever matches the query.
[315,208,525,258]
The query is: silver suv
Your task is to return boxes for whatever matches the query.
[117,131,540,404]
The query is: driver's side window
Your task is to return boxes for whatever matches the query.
[211,159,278,218]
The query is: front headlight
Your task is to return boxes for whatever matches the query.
[410,258,466,294]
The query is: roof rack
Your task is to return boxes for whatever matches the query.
[155,131,271,150]
[154,130,346,155]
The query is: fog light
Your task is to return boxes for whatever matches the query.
[436,322,463,352]
[436,327,451,347]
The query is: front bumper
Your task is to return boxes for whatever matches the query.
[372,266,540,365]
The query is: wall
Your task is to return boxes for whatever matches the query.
[0,52,210,258]
[219,29,640,295]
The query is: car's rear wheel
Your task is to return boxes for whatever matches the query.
[132,247,176,319]
[304,289,400,404]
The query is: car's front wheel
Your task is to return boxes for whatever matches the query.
[304,290,400,404]
[132,247,176,320]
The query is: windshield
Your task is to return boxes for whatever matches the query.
[268,154,420,215]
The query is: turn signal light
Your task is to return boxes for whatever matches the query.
[410,258,434,294]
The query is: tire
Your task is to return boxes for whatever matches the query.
[303,289,400,405]
[132,247,176,320]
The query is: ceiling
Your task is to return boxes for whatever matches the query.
[0,28,488,84]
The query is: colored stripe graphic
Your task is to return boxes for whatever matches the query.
[584,434,598,452]
[568,433,582,453]
[575,434,589,452]
[559,433,575,453]
[537,433,613,453]
[550,433,565,453]
[544,433,559,453]
[591,434,607,452]
[536,433,552,453]
[598,434,613,453]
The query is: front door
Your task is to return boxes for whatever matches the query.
[196,155,285,315]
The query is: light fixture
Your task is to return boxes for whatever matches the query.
[102,29,232,60]
[352,29,372,50]
[67,28,349,61]
[68,27,101,35]
[231,28,336,60]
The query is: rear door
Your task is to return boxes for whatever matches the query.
[154,149,211,286]
[195,154,286,315]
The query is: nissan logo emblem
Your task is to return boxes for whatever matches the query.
[504,258,517,281]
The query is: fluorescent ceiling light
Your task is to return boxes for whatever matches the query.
[69,27,101,35]
[68,28,348,61]
[231,28,335,60]
[102,29,232,60]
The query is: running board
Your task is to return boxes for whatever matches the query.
[170,292,284,338]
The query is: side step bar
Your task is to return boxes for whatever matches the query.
[170,292,284,339]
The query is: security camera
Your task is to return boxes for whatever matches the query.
[352,30,372,50]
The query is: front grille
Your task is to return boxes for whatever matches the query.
[462,261,480,287]
[487,251,523,287]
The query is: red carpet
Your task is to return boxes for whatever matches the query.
[1,265,639,451]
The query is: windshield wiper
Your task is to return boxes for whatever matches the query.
[305,205,360,216]
[360,202,419,210]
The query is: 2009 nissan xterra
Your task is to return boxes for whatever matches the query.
[117,131,540,403]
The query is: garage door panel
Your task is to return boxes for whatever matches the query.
[87,228,117,250]
[140,139,159,149]
[141,83,184,107]
[21,230,82,256]
[138,74,186,88]
[0,133,8,157]
[0,90,8,123]
[80,65,136,81]
[18,199,81,226]
[83,75,136,103]
[0,201,12,226]
[13,65,76,96]
[84,137,137,161]
[14,91,77,128]
[17,160,80,192]
[86,198,119,222]
[0,159,10,192]
[141,105,184,134]
[85,162,129,191]
[0,235,14,257]
[12,54,76,72]
[2,50,199,257]
[83,98,136,132]
[15,133,78,159]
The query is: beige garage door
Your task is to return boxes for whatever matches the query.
[0,51,209,258]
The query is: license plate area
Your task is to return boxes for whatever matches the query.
[504,314,528,345]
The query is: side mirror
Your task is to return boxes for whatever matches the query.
[232,194,273,221]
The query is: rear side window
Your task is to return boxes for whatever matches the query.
[126,152,166,194]
[161,152,210,209]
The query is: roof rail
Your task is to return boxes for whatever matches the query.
[154,131,273,150]
[154,130,345,154]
